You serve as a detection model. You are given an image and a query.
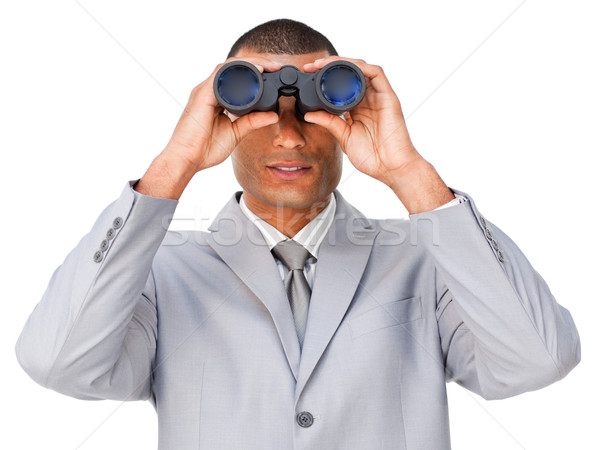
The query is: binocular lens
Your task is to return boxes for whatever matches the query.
[319,66,363,107]
[217,66,260,107]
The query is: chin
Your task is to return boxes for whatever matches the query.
[263,187,324,210]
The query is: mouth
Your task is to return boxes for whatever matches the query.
[266,161,312,180]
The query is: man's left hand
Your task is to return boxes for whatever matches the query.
[303,56,455,214]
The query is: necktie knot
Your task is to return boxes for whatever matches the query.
[272,239,311,271]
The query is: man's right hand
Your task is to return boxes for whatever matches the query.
[134,57,282,199]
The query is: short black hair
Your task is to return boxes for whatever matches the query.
[227,18,338,59]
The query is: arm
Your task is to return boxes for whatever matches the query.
[15,55,283,400]
[15,182,176,400]
[304,56,580,399]
[416,191,580,399]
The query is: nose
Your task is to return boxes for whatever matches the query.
[272,96,306,149]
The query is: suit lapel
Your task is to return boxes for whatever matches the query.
[206,193,301,380]
[205,191,379,391]
[294,190,379,400]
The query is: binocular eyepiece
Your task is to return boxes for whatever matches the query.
[213,60,366,119]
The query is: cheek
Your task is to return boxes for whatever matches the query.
[231,148,254,186]
[323,145,343,182]
[232,131,270,168]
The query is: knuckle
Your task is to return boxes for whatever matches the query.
[191,83,203,95]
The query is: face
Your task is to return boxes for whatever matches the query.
[229,49,343,213]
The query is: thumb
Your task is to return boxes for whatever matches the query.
[231,111,279,143]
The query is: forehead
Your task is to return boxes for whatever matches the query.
[233,49,330,69]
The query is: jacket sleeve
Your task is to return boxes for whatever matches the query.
[410,189,581,400]
[15,180,178,401]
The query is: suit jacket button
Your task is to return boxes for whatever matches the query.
[113,217,123,229]
[296,411,314,428]
[106,228,116,240]
[93,251,103,263]
[100,239,109,252]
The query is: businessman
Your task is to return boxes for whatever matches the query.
[16,18,580,449]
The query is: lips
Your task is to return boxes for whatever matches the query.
[272,166,305,171]
[267,161,311,180]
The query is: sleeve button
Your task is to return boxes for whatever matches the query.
[498,249,506,263]
[100,239,109,252]
[491,238,499,251]
[485,227,493,240]
[106,228,116,240]
[93,251,103,263]
[113,217,123,229]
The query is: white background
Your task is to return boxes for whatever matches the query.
[1,1,598,448]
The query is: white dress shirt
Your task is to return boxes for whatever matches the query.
[238,191,466,289]
[239,193,336,289]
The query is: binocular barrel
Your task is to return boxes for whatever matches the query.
[213,60,366,118]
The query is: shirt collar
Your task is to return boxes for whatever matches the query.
[238,192,336,259]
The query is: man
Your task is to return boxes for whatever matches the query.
[16,18,580,449]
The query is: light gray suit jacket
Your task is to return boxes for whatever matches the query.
[16,181,580,449]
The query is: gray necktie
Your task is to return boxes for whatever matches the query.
[272,240,312,350]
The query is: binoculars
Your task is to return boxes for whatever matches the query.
[213,60,366,119]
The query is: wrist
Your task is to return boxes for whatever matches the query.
[387,157,455,214]
[135,151,198,200]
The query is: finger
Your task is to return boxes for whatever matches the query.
[224,55,283,73]
[303,56,393,93]
[302,55,344,72]
[344,110,353,126]
[304,110,350,148]
[230,111,279,144]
